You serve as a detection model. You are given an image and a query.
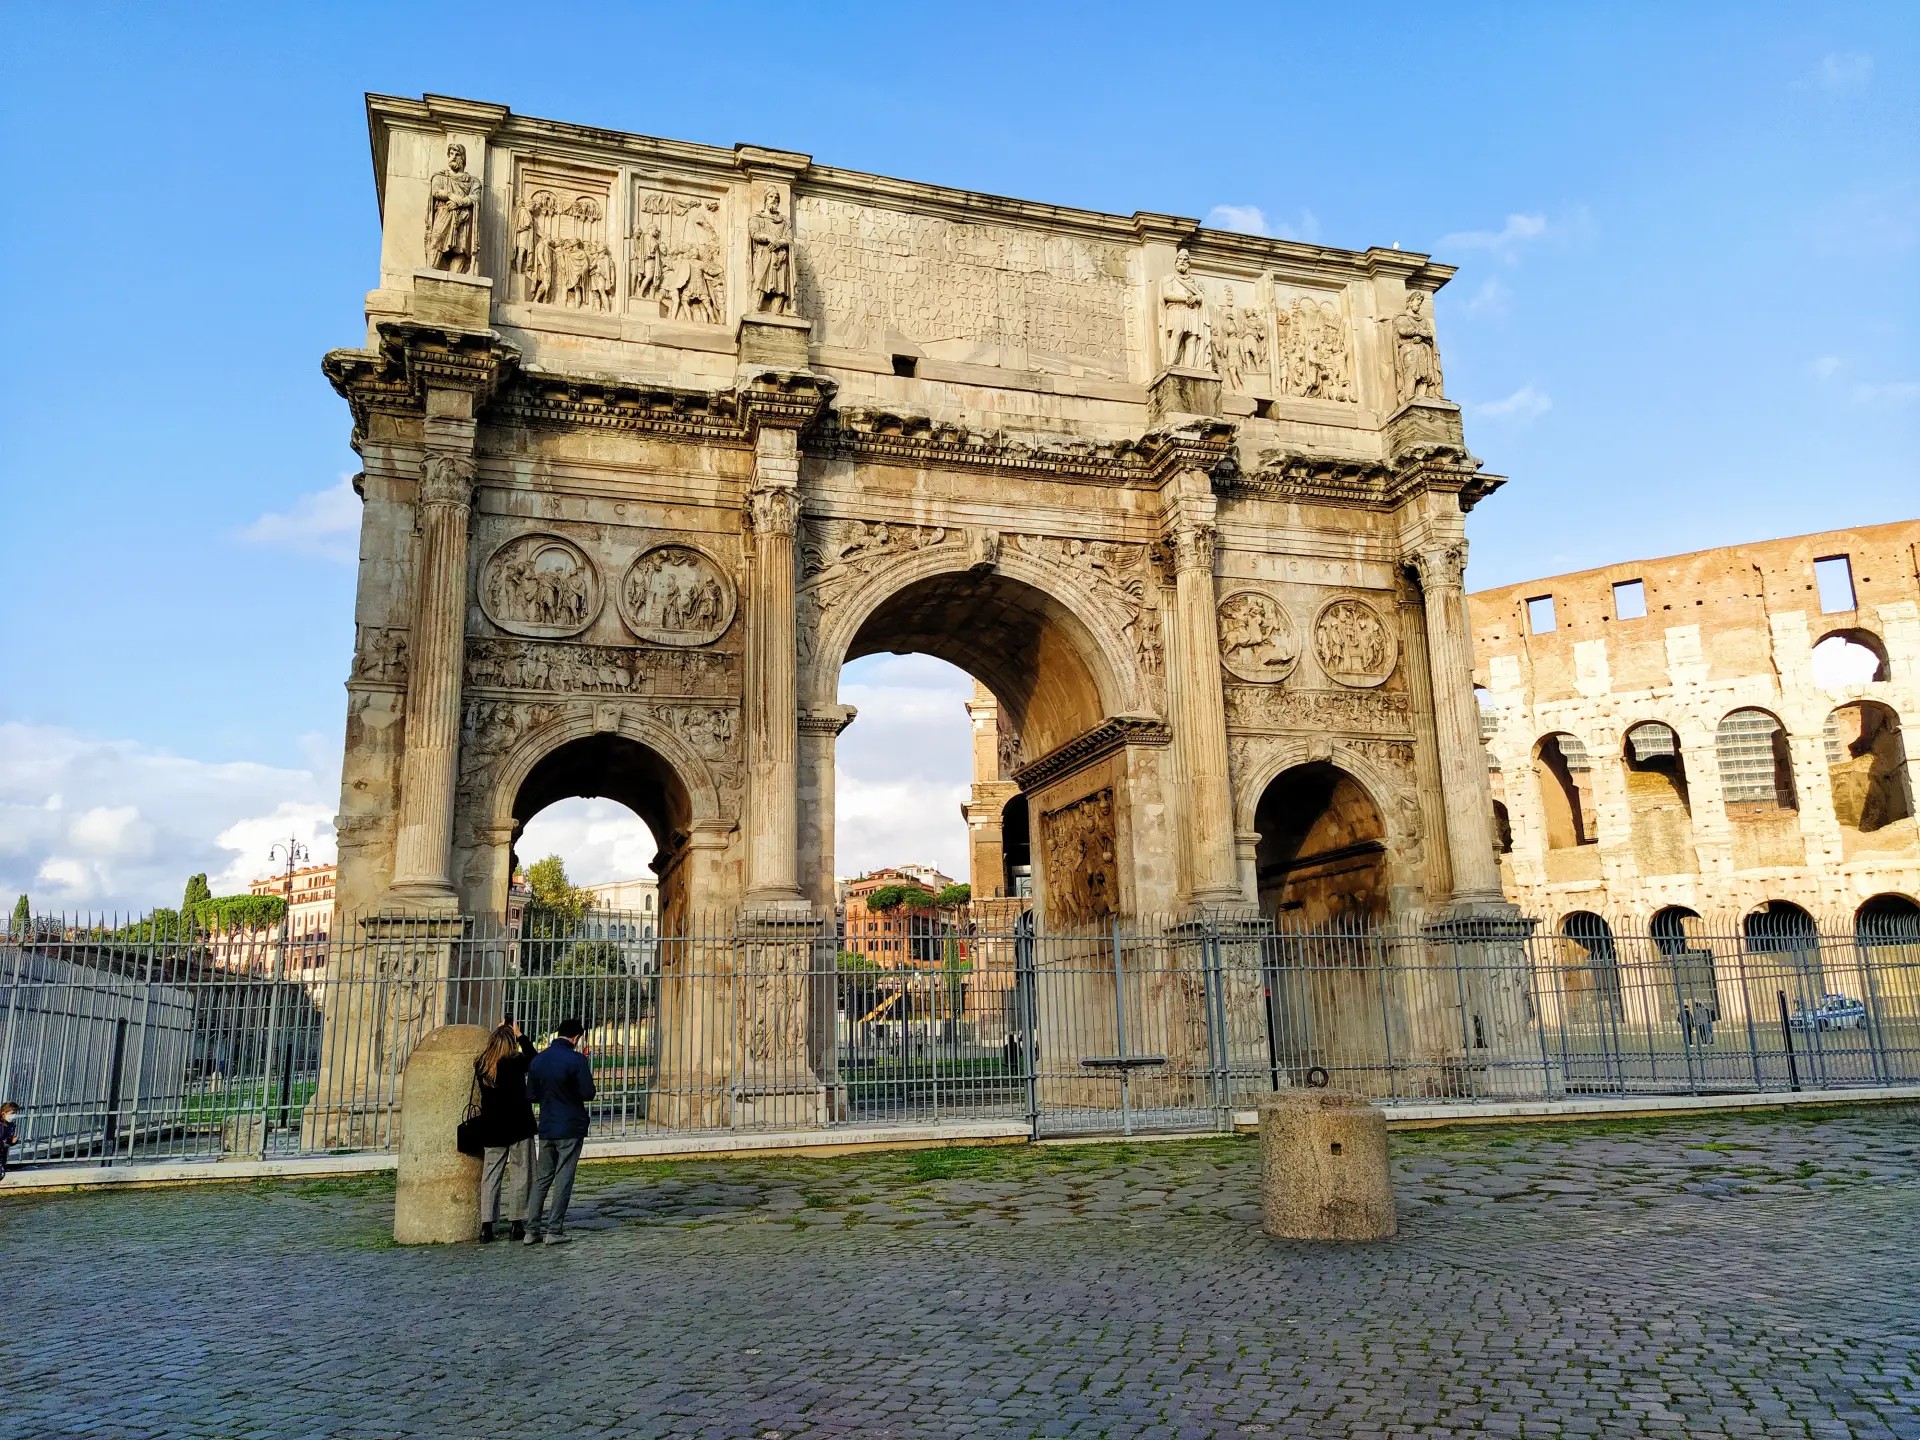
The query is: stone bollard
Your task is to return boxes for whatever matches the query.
[1258,1088,1397,1241]
[394,1023,489,1245]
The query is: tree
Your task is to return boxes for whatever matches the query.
[866,883,937,913]
[10,893,28,937]
[934,883,972,908]
[522,854,595,969]
[191,894,287,933]
[548,938,640,1032]
[181,873,212,912]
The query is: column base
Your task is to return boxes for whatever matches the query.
[383,883,462,918]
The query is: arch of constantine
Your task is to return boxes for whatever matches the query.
[325,93,1512,936]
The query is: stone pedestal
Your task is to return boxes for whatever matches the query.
[738,313,813,369]
[1148,366,1222,424]
[393,1022,488,1245]
[1258,1088,1397,1241]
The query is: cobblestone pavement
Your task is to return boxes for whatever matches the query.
[4,1105,1917,1439]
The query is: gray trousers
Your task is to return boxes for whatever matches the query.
[528,1135,584,1236]
[480,1138,535,1224]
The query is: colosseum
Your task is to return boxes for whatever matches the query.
[1471,522,1920,942]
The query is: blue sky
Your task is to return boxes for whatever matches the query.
[2,2,1914,909]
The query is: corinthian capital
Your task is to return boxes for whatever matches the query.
[419,450,476,507]
[1410,540,1469,592]
[1173,520,1217,576]
[749,485,800,538]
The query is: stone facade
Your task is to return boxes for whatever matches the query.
[326,93,1510,934]
[1471,523,1920,929]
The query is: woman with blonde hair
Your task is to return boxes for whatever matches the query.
[473,1017,538,1242]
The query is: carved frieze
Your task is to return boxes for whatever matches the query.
[1041,787,1118,925]
[800,519,955,601]
[794,196,1133,376]
[1011,533,1163,681]
[465,638,733,697]
[1217,590,1298,684]
[619,544,736,647]
[1272,294,1355,402]
[1210,284,1268,392]
[352,626,409,687]
[479,534,602,639]
[1224,685,1413,736]
[629,185,727,323]
[512,166,616,310]
[1312,597,1397,689]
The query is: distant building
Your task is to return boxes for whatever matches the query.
[582,875,660,940]
[842,866,956,964]
[249,864,336,947]
[1471,522,1919,936]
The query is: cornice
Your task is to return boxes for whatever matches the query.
[498,368,751,445]
[1013,715,1171,794]
[1229,451,1395,509]
[323,323,519,450]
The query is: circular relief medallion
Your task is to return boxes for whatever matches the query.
[478,533,602,639]
[1217,589,1299,684]
[1312,596,1397,688]
[619,543,736,647]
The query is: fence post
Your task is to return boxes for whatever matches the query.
[1017,918,1038,1138]
[1523,930,1555,1100]
[1859,937,1889,1085]
[1109,918,1132,1136]
[1449,928,1475,1098]
[1202,916,1231,1127]
[258,918,290,1160]
[1374,929,1397,1102]
[120,937,159,1163]
[1667,943,1698,1096]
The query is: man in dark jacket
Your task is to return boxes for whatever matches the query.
[524,1018,595,1245]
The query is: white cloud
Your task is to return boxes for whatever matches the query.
[1441,213,1548,262]
[1204,205,1320,244]
[517,797,659,888]
[835,653,975,880]
[1797,52,1873,92]
[1475,385,1553,423]
[238,476,361,564]
[1205,204,1269,237]
[0,722,338,918]
[1461,277,1511,317]
[1807,355,1843,380]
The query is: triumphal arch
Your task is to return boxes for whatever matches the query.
[326,93,1512,934]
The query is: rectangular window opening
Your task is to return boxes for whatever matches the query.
[1252,398,1274,419]
[891,354,918,377]
[1814,555,1856,614]
[1526,595,1557,634]
[1612,579,1646,620]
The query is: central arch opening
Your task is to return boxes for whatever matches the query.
[1253,761,1388,928]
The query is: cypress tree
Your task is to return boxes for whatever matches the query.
[181,873,212,914]
[10,893,29,935]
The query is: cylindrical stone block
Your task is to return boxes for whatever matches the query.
[1258,1088,1397,1241]
[394,1023,489,1245]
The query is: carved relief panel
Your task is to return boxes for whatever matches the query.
[511,162,617,310]
[1312,597,1397,688]
[794,196,1137,377]
[1217,590,1298,683]
[619,543,737,647]
[629,181,728,324]
[1269,286,1356,402]
[479,534,603,639]
[1041,787,1118,925]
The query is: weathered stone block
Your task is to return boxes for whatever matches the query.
[1258,1088,1396,1241]
[411,269,492,330]
[394,1023,488,1245]
[738,313,812,370]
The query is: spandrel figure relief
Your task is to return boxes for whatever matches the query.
[1217,591,1299,683]
[424,143,481,274]
[619,544,736,646]
[1312,597,1397,689]
[1042,788,1118,925]
[1213,289,1248,390]
[748,187,794,316]
[632,190,727,324]
[1273,295,1354,402]
[1388,289,1443,403]
[1159,250,1212,371]
[479,535,602,639]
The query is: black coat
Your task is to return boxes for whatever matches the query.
[472,1036,538,1147]
[526,1037,597,1140]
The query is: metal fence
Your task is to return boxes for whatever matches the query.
[2,908,1917,1167]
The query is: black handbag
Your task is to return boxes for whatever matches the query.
[455,1071,485,1157]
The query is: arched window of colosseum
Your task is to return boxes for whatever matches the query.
[1558,911,1623,1024]
[1811,629,1891,687]
[1823,701,1914,839]
[1532,733,1596,849]
[1744,900,1824,995]
[1715,708,1797,812]
[1491,801,1513,855]
[1622,721,1696,875]
[1651,905,1718,1019]
[1856,893,1920,945]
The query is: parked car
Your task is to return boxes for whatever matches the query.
[1789,994,1867,1032]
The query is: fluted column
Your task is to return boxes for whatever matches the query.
[745,425,803,905]
[1412,541,1504,905]
[1168,512,1242,905]
[389,439,475,906]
